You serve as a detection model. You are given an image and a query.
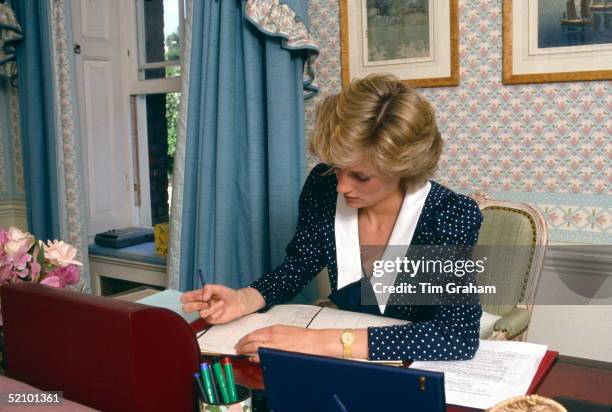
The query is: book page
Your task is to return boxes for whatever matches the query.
[308,307,410,329]
[410,340,548,410]
[197,304,322,355]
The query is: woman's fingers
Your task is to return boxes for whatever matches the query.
[248,354,260,363]
[182,300,210,313]
[235,341,263,355]
[181,284,235,313]
[235,328,274,354]
[181,284,228,303]
[199,300,224,319]
[180,287,206,303]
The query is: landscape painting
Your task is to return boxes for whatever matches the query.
[364,0,431,63]
[538,0,612,48]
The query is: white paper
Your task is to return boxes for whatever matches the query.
[136,289,201,323]
[197,304,322,355]
[308,307,409,329]
[410,340,548,410]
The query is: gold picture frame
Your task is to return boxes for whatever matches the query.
[340,0,459,88]
[502,0,612,84]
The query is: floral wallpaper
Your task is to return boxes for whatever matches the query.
[305,0,611,245]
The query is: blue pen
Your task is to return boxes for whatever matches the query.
[198,269,206,287]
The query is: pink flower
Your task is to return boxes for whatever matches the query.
[43,240,82,268]
[46,265,80,287]
[0,229,8,248]
[0,262,15,283]
[40,275,62,288]
[30,261,41,282]
[4,227,35,257]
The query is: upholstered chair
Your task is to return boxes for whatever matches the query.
[469,192,548,341]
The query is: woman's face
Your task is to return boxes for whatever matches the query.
[333,161,402,209]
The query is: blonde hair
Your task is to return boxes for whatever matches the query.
[487,395,567,412]
[309,73,443,192]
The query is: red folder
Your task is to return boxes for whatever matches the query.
[446,350,558,412]
[528,350,558,394]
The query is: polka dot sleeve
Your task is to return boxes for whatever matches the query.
[368,195,483,361]
[249,164,329,307]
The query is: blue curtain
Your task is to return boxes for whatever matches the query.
[178,0,315,299]
[13,0,60,240]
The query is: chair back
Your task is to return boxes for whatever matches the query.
[469,193,548,316]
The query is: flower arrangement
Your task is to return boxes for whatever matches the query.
[0,227,82,289]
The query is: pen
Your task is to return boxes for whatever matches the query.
[211,358,231,404]
[194,372,208,403]
[208,361,221,404]
[200,362,217,404]
[221,357,238,402]
[198,269,206,287]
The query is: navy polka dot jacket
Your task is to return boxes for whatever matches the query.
[250,163,483,361]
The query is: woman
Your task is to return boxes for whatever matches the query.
[181,74,483,362]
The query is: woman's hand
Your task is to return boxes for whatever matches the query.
[235,326,343,362]
[180,285,265,324]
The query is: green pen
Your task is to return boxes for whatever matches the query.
[221,357,238,402]
[211,358,231,404]
[200,362,216,404]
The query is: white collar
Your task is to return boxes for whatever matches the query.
[334,182,431,313]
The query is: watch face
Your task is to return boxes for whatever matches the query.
[341,332,355,345]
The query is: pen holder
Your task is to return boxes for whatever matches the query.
[200,385,252,412]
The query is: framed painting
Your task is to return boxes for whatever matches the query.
[503,0,612,84]
[340,0,459,88]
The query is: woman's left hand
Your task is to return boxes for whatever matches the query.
[234,325,338,362]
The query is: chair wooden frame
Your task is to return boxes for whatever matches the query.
[469,192,548,341]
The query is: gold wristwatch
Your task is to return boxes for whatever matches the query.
[341,329,355,358]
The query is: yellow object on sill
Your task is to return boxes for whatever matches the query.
[154,223,169,256]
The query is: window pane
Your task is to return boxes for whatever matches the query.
[142,65,181,81]
[143,92,180,224]
[138,0,182,80]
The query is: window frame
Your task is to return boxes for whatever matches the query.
[122,0,185,226]
[126,0,184,95]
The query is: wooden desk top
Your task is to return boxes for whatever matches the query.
[231,355,612,411]
[536,356,612,406]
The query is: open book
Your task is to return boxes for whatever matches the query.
[196,304,409,356]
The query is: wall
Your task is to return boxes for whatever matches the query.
[305,0,612,361]
[0,77,26,230]
[305,0,611,246]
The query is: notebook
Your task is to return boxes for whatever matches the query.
[196,304,409,356]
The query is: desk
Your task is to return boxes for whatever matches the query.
[537,356,612,406]
[228,355,612,411]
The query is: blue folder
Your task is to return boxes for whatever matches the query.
[259,348,445,412]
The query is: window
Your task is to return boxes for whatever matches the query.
[136,0,184,81]
[128,0,185,226]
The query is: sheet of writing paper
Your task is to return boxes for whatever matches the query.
[410,340,548,410]
[197,304,322,355]
[136,289,201,323]
[308,307,410,329]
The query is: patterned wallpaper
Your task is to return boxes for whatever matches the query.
[305,0,611,245]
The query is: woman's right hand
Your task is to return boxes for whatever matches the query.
[180,285,265,324]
